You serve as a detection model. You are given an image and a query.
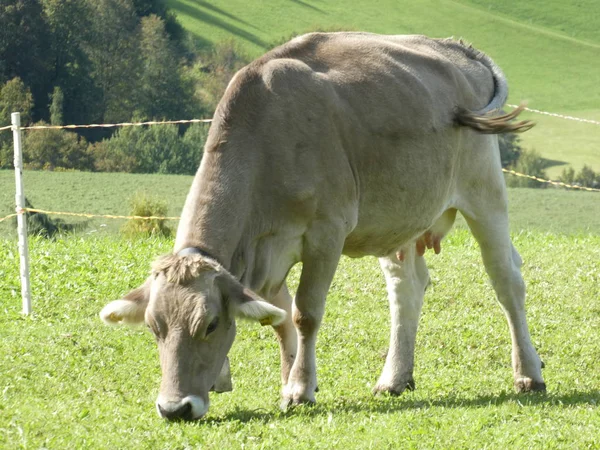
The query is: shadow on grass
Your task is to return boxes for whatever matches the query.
[202,389,599,424]
[189,0,262,30]
[290,0,327,14]
[169,0,268,48]
[540,157,568,169]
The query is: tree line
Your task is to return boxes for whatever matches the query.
[0,0,248,174]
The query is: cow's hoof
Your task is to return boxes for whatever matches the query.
[281,382,317,410]
[373,379,415,396]
[280,395,316,411]
[514,377,546,393]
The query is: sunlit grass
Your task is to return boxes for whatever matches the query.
[1,229,598,448]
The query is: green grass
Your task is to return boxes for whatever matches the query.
[165,0,600,176]
[1,229,599,448]
[0,169,599,447]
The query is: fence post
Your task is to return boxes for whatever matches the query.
[12,112,32,315]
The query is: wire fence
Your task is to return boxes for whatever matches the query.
[0,105,598,227]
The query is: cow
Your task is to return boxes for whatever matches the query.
[100,32,545,421]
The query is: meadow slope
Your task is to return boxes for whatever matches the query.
[165,0,600,174]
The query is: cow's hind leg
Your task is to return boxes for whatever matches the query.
[374,245,429,395]
[463,210,545,392]
[270,282,297,386]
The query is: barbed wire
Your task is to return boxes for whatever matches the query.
[506,104,600,126]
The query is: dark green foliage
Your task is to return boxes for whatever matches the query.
[136,14,193,120]
[90,123,207,174]
[186,40,249,114]
[498,133,522,168]
[560,164,600,189]
[0,77,34,168]
[120,192,172,237]
[506,149,548,188]
[0,0,53,119]
[19,198,87,237]
[49,86,64,126]
[23,122,92,171]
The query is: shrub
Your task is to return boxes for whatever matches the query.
[559,164,600,189]
[575,164,599,188]
[120,192,172,238]
[559,166,576,185]
[90,122,207,174]
[23,122,92,171]
[506,149,548,188]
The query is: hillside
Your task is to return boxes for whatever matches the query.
[166,0,600,176]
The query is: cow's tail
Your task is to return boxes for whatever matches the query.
[453,42,534,134]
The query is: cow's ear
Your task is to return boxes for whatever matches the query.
[100,278,152,326]
[217,273,286,326]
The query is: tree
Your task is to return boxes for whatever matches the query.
[0,0,53,120]
[0,77,34,168]
[136,15,191,120]
[41,0,99,125]
[49,86,64,125]
[83,0,141,123]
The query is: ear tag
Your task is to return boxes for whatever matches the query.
[259,317,273,326]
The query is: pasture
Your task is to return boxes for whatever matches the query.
[1,170,599,448]
[166,0,600,174]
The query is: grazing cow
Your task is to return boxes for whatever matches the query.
[100,32,545,421]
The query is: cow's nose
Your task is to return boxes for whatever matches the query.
[157,401,192,421]
[156,395,208,421]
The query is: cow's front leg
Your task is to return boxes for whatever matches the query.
[374,245,429,395]
[281,229,344,408]
[270,282,297,386]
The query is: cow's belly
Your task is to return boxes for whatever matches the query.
[343,174,455,258]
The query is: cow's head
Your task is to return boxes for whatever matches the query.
[99,253,286,421]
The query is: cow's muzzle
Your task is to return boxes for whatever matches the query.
[156,395,208,421]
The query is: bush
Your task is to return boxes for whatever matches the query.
[559,164,600,189]
[90,122,207,174]
[506,149,548,188]
[120,192,172,238]
[23,122,92,171]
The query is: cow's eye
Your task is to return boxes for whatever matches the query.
[206,317,219,336]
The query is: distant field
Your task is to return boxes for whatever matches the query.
[165,0,600,176]
[1,170,599,238]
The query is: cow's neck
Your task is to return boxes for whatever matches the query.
[174,150,254,271]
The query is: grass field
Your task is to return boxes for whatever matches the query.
[0,170,599,448]
[1,232,599,448]
[165,0,600,174]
